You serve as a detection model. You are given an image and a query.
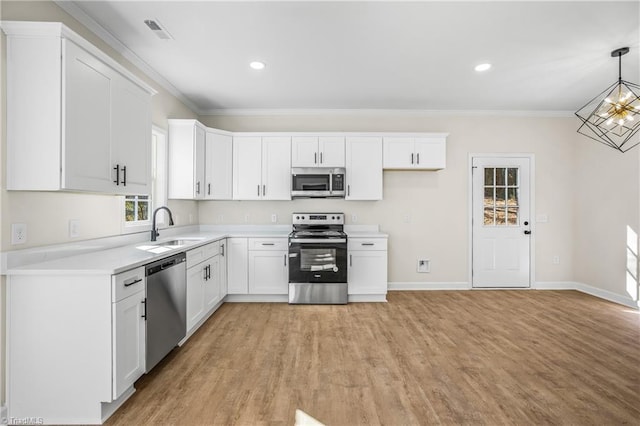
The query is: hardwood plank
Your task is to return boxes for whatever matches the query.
[106,291,640,425]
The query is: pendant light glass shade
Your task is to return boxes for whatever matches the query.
[575,47,640,153]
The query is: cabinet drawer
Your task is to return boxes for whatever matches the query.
[248,238,288,251]
[348,238,387,251]
[112,266,145,302]
[187,241,219,269]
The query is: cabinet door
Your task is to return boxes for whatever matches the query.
[319,136,345,167]
[186,265,206,333]
[63,40,113,192]
[414,137,446,170]
[205,131,233,200]
[233,137,262,200]
[383,137,415,169]
[194,125,206,199]
[204,256,221,310]
[347,251,388,295]
[248,251,288,294]
[291,136,318,167]
[262,137,292,200]
[219,240,228,297]
[345,137,383,200]
[227,238,249,294]
[113,290,145,399]
[111,75,151,194]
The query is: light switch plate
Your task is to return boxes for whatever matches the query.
[69,219,80,238]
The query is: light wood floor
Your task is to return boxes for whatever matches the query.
[106,291,640,425]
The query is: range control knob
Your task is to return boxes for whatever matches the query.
[296,216,300,219]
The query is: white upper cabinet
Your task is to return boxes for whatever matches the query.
[291,136,345,167]
[383,136,447,170]
[3,22,155,194]
[345,137,383,200]
[233,136,291,200]
[205,130,233,200]
[168,120,206,199]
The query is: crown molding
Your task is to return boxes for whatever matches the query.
[53,0,201,114]
[200,108,576,117]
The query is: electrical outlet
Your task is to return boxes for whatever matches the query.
[271,213,278,223]
[403,214,411,223]
[245,213,251,223]
[417,259,430,273]
[351,213,358,222]
[11,223,27,245]
[189,213,194,224]
[69,219,80,238]
[217,214,224,222]
[553,255,560,265]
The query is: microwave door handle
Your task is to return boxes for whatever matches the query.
[329,171,333,194]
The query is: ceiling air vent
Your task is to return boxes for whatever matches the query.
[144,19,173,40]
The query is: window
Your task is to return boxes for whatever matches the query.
[122,126,168,233]
[483,167,520,226]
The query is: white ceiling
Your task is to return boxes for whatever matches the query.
[61,1,639,114]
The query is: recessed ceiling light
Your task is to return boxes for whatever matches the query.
[250,61,266,70]
[475,63,492,72]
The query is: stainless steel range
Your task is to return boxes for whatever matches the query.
[288,213,348,304]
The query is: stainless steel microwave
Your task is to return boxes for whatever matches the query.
[291,167,346,198]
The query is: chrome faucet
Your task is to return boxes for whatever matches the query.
[151,206,175,241]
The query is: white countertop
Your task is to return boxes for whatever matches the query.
[4,225,386,276]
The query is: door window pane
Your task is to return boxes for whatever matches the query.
[483,166,520,227]
[300,248,337,271]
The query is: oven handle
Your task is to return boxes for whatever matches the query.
[289,238,347,243]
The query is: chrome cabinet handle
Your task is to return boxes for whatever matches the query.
[262,243,275,246]
[220,243,225,256]
[263,185,266,196]
[314,152,317,164]
[347,185,350,197]
[349,254,352,267]
[196,181,200,194]
[284,254,287,266]
[411,153,414,164]
[124,278,142,287]
[361,243,374,246]
[141,299,146,319]
[416,153,420,164]
[121,165,127,186]
[208,183,211,195]
[320,152,323,164]
[113,165,120,185]
[257,185,260,196]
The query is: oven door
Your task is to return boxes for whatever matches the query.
[288,239,347,283]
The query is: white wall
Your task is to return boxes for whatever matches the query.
[201,113,577,284]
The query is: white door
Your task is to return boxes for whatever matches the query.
[113,290,145,399]
[383,137,414,168]
[472,156,532,288]
[248,251,289,294]
[186,264,206,332]
[414,137,446,169]
[345,137,383,200]
[262,136,291,200]
[193,126,206,199]
[291,136,318,167]
[318,136,345,167]
[63,40,113,192]
[206,131,233,200]
[233,137,262,200]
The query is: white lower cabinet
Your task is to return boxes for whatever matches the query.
[112,289,145,399]
[227,238,249,294]
[186,240,224,335]
[347,238,388,296]
[248,250,289,294]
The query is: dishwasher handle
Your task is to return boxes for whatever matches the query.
[146,252,186,276]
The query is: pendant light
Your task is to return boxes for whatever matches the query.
[575,47,640,153]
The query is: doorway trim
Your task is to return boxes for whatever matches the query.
[468,153,536,289]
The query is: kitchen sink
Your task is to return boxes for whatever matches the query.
[136,237,205,253]
[158,238,199,247]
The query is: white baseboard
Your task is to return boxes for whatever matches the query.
[388,282,470,290]
[348,294,387,303]
[575,282,639,309]
[388,281,639,309]
[224,295,289,303]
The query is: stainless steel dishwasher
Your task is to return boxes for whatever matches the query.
[145,252,187,372]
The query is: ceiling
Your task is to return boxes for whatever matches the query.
[58,1,639,115]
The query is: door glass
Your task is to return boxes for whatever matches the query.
[484,167,519,226]
[300,248,337,271]
[292,174,329,192]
